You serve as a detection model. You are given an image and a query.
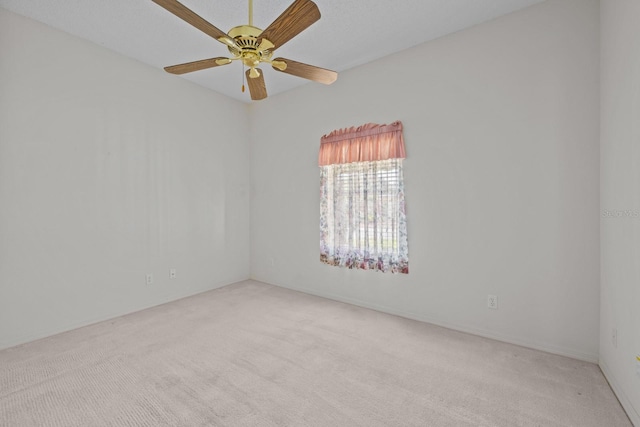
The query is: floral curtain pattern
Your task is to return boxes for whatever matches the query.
[319,122,408,274]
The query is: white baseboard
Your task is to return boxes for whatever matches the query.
[255,278,599,363]
[600,361,640,426]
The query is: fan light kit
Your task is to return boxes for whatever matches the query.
[152,0,338,100]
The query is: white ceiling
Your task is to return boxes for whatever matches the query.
[0,0,545,103]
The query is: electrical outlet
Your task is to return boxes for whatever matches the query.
[612,328,617,348]
[487,295,498,310]
[170,268,176,279]
[146,274,153,285]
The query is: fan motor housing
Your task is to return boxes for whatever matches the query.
[227,25,273,66]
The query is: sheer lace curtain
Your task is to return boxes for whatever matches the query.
[319,122,409,274]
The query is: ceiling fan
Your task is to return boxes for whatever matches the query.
[151,0,338,100]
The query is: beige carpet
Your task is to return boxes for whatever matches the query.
[0,280,631,427]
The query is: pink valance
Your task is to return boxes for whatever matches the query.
[318,121,406,166]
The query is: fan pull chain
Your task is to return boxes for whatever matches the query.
[242,64,246,93]
[244,0,251,94]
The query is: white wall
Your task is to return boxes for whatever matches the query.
[600,0,640,424]
[250,0,601,362]
[0,8,250,349]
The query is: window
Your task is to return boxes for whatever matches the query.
[319,122,409,274]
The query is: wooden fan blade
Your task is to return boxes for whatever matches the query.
[152,0,226,41]
[164,57,231,75]
[259,0,320,50]
[272,58,337,85]
[246,68,267,101]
